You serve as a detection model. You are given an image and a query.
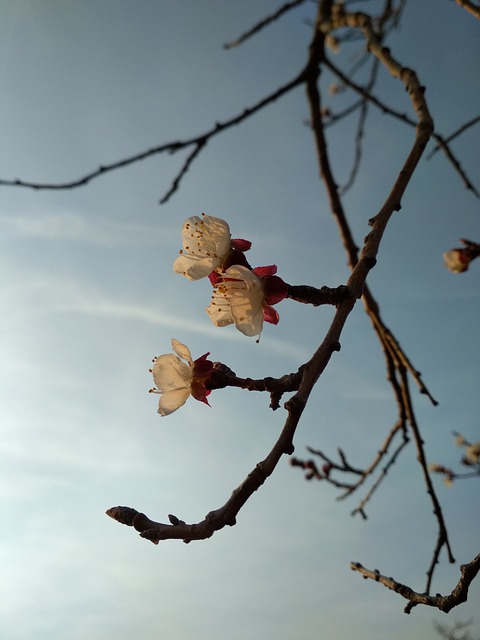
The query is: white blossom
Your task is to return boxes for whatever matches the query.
[206,265,265,337]
[150,340,214,416]
[150,339,194,416]
[173,214,232,280]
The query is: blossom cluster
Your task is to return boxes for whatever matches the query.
[151,214,289,415]
[174,213,287,337]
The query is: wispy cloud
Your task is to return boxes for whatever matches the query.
[61,287,313,361]
[4,272,311,362]
[1,209,178,247]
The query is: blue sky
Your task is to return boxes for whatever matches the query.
[1,2,479,639]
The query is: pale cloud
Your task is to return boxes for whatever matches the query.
[3,271,310,362]
[62,289,313,361]
[0,209,178,247]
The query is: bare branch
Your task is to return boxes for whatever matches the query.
[398,367,456,594]
[108,0,441,535]
[107,335,348,544]
[0,73,304,202]
[223,0,307,49]
[350,430,409,517]
[427,114,480,159]
[324,56,480,197]
[158,140,206,205]
[100,6,474,611]
[350,553,480,614]
[286,283,351,306]
[209,362,305,411]
[302,4,456,594]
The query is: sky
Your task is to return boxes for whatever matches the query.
[1,1,479,639]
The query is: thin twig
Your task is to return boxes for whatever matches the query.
[223,0,307,49]
[108,0,433,546]
[324,55,480,196]
[350,552,480,614]
[308,5,457,596]
[338,420,407,499]
[0,73,305,203]
[427,114,480,159]
[350,432,409,517]
[398,367,456,596]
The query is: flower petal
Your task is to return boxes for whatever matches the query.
[171,339,193,364]
[231,297,264,336]
[152,354,192,391]
[190,381,211,406]
[157,388,191,416]
[223,265,264,337]
[231,238,252,251]
[173,254,222,280]
[263,304,280,325]
[252,265,277,278]
[182,215,230,250]
[206,295,235,327]
[173,215,232,280]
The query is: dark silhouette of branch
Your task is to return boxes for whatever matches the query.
[0,73,305,203]
[223,0,307,49]
[337,0,407,194]
[301,5,457,596]
[8,0,475,608]
[350,430,409,518]
[2,5,476,202]
[398,366,456,592]
[159,139,206,205]
[324,56,480,197]
[286,283,351,306]
[291,421,409,510]
[427,114,480,159]
[209,362,304,411]
[107,1,438,551]
[350,552,480,614]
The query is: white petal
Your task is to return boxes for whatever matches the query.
[173,253,221,280]
[225,265,261,290]
[171,339,193,364]
[223,266,264,337]
[152,354,192,391]
[230,297,264,336]
[181,215,230,255]
[206,294,234,327]
[204,215,231,256]
[157,388,191,416]
[207,265,265,337]
[174,215,231,279]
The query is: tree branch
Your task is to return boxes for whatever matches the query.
[324,56,480,197]
[426,114,480,159]
[0,73,305,203]
[107,1,438,551]
[350,553,480,614]
[223,0,307,49]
